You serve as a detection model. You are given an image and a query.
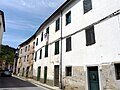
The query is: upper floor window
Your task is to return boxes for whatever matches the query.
[20,49,22,54]
[36,38,38,46]
[24,56,26,62]
[41,32,43,42]
[66,37,72,52]
[85,26,95,46]
[55,40,59,55]
[55,18,60,32]
[39,49,42,59]
[114,63,120,80]
[45,45,48,57]
[33,42,35,48]
[27,55,29,61]
[28,45,30,51]
[66,11,71,25]
[32,53,34,60]
[25,46,27,52]
[46,27,49,34]
[83,0,92,14]
[35,52,37,62]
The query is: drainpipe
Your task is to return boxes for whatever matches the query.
[60,11,63,89]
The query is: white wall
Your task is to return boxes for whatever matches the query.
[61,0,120,78]
[0,15,4,47]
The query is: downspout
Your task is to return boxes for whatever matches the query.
[60,11,63,89]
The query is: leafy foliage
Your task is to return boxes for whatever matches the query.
[0,45,15,64]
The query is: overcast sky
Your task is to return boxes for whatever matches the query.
[0,0,65,48]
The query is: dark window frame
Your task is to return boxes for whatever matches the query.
[85,26,96,46]
[28,45,30,51]
[45,45,48,57]
[46,27,49,34]
[21,49,22,54]
[36,38,38,46]
[66,11,71,25]
[25,46,27,52]
[33,42,35,48]
[35,52,37,62]
[41,32,43,42]
[55,18,60,32]
[66,66,72,76]
[27,55,29,61]
[55,40,59,55]
[83,0,92,14]
[66,37,72,52]
[115,63,120,80]
[39,49,42,59]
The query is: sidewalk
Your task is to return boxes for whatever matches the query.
[13,75,61,90]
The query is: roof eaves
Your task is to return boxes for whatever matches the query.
[35,0,72,35]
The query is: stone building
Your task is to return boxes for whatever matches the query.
[16,0,120,90]
[16,35,35,78]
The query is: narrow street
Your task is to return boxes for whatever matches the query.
[0,76,49,90]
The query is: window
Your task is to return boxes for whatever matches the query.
[66,37,72,52]
[83,0,92,14]
[66,66,72,76]
[40,49,42,59]
[41,32,43,41]
[115,64,120,80]
[46,27,49,34]
[32,53,34,60]
[85,26,96,46]
[28,45,30,51]
[55,41,59,55]
[55,18,60,31]
[24,56,26,62]
[35,52,37,62]
[25,46,27,52]
[45,45,48,57]
[20,49,22,54]
[33,42,35,48]
[27,55,29,61]
[66,11,71,25]
[36,38,38,46]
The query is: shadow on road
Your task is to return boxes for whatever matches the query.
[0,76,37,88]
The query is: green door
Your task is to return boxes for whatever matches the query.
[88,67,100,90]
[37,67,41,81]
[44,66,47,83]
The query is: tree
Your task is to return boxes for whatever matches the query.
[0,45,15,64]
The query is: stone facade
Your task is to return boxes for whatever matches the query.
[16,35,35,78]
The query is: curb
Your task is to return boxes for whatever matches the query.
[13,75,61,90]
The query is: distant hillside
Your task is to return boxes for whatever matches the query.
[0,45,16,64]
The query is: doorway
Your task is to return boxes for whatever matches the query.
[87,66,100,90]
[54,65,59,87]
[37,66,41,81]
[44,66,47,83]
[26,66,29,77]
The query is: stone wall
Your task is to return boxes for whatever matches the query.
[101,64,118,90]
[63,66,86,90]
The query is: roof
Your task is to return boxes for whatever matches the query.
[19,0,72,47]
[19,34,36,47]
[35,0,72,35]
[0,10,5,32]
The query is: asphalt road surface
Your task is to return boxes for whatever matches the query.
[0,76,49,90]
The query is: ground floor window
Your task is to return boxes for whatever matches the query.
[65,66,72,76]
[114,63,120,80]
